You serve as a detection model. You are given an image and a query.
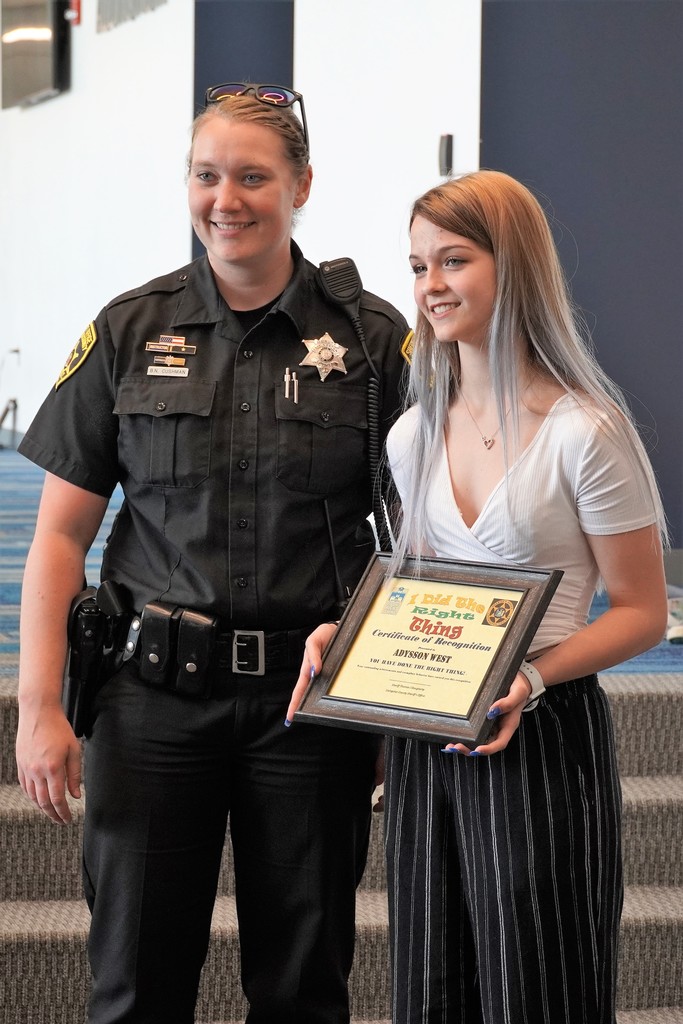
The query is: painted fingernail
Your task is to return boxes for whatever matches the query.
[487,707,501,720]
[468,750,480,757]
[310,665,316,680]
[440,747,456,754]
[284,718,292,728]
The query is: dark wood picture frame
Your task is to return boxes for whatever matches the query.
[294,553,562,746]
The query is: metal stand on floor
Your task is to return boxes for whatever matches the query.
[0,398,18,449]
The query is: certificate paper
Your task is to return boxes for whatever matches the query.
[295,555,562,746]
[328,579,524,717]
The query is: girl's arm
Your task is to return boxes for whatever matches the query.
[451,523,667,756]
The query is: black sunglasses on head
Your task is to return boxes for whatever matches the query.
[204,82,309,156]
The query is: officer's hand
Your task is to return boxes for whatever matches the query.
[16,705,82,824]
[285,621,339,725]
[441,671,532,758]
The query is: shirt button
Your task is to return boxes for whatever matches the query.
[238,459,249,470]
[240,402,251,413]
[155,402,166,412]
[320,411,331,423]
[243,350,254,359]
[237,518,248,529]
[235,577,248,588]
[178,273,188,281]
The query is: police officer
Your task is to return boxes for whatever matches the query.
[16,84,410,1024]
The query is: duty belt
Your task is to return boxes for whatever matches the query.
[121,601,310,699]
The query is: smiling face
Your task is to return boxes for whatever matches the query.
[188,116,312,281]
[409,215,497,348]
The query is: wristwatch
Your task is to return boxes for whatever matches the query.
[518,660,546,711]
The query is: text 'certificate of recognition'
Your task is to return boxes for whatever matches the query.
[295,554,562,746]
[328,578,523,717]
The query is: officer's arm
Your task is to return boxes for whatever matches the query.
[16,473,108,824]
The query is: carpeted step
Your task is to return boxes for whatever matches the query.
[196,1016,683,1024]
[3,672,682,785]
[2,646,682,1019]
[4,775,682,904]
[4,673,680,783]
[174,885,683,1016]
[603,675,683,777]
[621,776,683,886]
[0,785,84,902]
[619,887,683,1010]
[617,1012,683,1024]
[2,887,681,1021]
[0,785,386,904]
[0,676,19,786]
[0,892,389,1023]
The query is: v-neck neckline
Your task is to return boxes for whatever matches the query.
[444,393,570,531]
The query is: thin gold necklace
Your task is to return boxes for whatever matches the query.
[459,393,506,450]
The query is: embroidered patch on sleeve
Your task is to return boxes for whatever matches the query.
[400,330,414,365]
[55,323,98,390]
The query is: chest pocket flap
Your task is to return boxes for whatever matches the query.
[274,382,368,430]
[114,378,216,417]
[275,382,368,494]
[114,377,216,488]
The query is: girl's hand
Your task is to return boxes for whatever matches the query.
[441,671,532,757]
[285,622,339,725]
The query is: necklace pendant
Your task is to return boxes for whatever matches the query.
[483,436,495,450]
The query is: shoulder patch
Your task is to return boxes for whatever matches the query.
[55,322,98,390]
[400,330,414,365]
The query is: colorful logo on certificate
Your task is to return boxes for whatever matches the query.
[382,586,407,615]
[483,598,517,627]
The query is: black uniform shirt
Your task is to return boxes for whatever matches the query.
[20,245,409,629]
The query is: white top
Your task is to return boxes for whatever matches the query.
[386,394,658,652]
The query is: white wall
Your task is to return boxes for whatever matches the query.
[0,0,194,429]
[293,0,481,323]
[1,0,481,432]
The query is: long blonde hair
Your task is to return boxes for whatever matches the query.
[390,170,667,566]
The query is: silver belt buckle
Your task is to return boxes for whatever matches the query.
[232,630,266,676]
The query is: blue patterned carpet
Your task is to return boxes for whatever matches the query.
[1,448,681,672]
[0,449,122,661]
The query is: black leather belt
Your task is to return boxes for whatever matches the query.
[214,628,310,676]
[121,602,310,698]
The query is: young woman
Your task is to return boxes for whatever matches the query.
[16,85,409,1023]
[292,170,667,1023]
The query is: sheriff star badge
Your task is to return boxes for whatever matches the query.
[299,333,348,381]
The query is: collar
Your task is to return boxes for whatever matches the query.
[171,242,317,333]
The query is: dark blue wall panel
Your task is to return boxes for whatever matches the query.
[192,0,294,257]
[194,0,294,110]
[481,0,683,547]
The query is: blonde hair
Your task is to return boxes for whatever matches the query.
[391,170,667,566]
[188,94,309,178]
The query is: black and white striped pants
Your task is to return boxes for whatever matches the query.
[384,676,623,1024]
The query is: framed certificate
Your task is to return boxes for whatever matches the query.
[294,554,562,746]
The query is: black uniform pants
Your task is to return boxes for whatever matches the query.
[82,663,376,1024]
[384,677,623,1024]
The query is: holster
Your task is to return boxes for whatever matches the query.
[62,587,107,738]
